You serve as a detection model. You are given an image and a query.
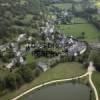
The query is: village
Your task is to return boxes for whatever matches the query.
[0,9,87,72]
[0,0,100,100]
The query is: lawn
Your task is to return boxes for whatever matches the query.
[20,0,27,5]
[51,3,84,12]
[52,3,72,10]
[71,17,87,23]
[25,52,48,64]
[92,14,100,21]
[95,1,100,8]
[0,62,86,100]
[74,3,84,12]
[92,72,100,100]
[58,23,100,42]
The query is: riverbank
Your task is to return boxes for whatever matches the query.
[13,72,89,100]
[12,62,99,100]
[0,62,85,100]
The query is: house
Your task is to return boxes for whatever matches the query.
[88,61,95,72]
[0,44,10,55]
[37,62,49,72]
[0,45,6,52]
[49,25,55,33]
[28,36,33,42]
[46,37,53,44]
[68,37,74,44]
[6,62,14,69]
[17,34,26,42]
[16,51,21,57]
[1,3,10,7]
[64,12,68,17]
[19,56,25,65]
[6,58,16,69]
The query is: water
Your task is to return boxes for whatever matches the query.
[23,83,90,100]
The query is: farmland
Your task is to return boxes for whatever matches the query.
[58,23,100,42]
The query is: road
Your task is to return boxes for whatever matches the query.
[88,62,99,100]
[89,72,99,100]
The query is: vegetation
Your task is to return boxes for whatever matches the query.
[51,2,84,12]
[89,50,100,71]
[0,0,45,44]
[0,0,100,99]
[58,23,100,42]
[52,3,72,10]
[25,52,48,64]
[92,72,100,100]
[0,62,85,100]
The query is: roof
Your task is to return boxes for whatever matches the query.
[38,62,49,72]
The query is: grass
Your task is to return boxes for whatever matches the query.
[52,3,72,10]
[25,52,48,64]
[71,17,87,23]
[58,23,100,42]
[74,4,84,12]
[92,14,100,21]
[95,1,100,8]
[0,62,86,100]
[92,72,100,100]
[20,0,27,5]
[51,3,84,12]
[26,53,35,64]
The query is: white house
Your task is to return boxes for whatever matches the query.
[16,51,21,57]
[6,59,16,69]
[17,34,26,42]
[28,36,33,41]
[19,56,25,65]
[38,62,49,72]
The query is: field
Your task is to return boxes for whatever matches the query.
[0,62,86,100]
[51,3,83,12]
[92,72,100,100]
[26,53,48,64]
[95,1,100,8]
[74,3,84,12]
[92,14,100,21]
[52,2,100,42]
[52,3,72,10]
[71,17,87,23]
[20,0,27,5]
[58,23,100,42]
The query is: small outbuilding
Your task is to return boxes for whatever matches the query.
[37,62,49,72]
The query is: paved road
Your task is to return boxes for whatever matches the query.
[89,72,99,100]
[88,61,99,100]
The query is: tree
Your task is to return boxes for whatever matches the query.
[18,66,34,83]
[0,79,6,93]
[0,51,3,58]
[89,50,100,71]
[81,32,85,39]
[15,73,23,88]
[5,73,17,90]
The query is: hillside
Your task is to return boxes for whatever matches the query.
[0,0,45,44]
